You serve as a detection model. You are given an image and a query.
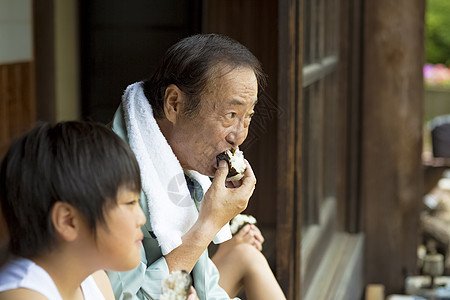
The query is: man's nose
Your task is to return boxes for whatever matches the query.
[225,121,248,146]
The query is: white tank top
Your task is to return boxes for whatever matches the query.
[0,258,106,300]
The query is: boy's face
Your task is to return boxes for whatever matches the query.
[95,187,146,271]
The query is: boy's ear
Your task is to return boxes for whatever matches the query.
[163,84,185,124]
[51,202,80,242]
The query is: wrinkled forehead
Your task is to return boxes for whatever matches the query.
[201,65,258,107]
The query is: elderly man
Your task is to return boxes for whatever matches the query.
[107,33,285,300]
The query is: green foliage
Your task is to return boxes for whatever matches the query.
[426,0,450,65]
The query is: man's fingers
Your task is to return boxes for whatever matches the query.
[212,160,229,185]
[241,159,257,190]
[225,181,235,188]
[231,179,241,188]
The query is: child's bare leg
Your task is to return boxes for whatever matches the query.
[211,225,286,299]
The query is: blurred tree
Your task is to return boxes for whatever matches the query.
[426,0,450,65]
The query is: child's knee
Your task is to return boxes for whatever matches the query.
[231,243,267,267]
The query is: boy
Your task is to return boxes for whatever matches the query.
[0,121,146,299]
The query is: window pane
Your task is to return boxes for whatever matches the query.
[301,0,339,227]
[302,80,325,226]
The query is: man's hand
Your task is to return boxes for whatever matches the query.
[198,159,256,231]
[164,159,256,273]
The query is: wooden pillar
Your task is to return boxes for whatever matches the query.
[336,0,364,233]
[361,0,426,294]
[277,0,298,298]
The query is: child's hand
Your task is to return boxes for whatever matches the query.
[245,224,264,251]
[218,224,264,253]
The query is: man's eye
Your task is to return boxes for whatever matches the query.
[127,200,138,206]
[226,112,236,119]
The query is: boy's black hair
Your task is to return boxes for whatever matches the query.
[143,33,267,119]
[0,121,141,260]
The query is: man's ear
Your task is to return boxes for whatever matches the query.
[51,202,80,242]
[163,84,185,124]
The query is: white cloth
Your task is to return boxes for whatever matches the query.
[0,258,105,299]
[121,82,231,255]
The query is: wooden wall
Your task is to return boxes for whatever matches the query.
[0,61,34,242]
[0,62,35,158]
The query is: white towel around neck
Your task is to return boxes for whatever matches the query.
[121,82,231,255]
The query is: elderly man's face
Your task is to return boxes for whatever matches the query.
[171,66,258,177]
